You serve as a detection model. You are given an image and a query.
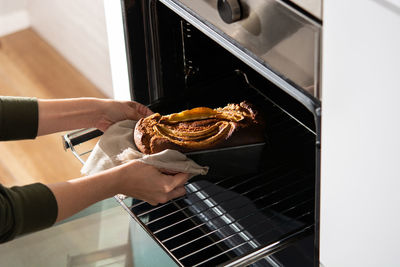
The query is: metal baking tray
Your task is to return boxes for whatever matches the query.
[185,142,267,178]
[62,129,268,178]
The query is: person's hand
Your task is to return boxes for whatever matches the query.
[116,160,189,205]
[47,160,189,222]
[95,99,153,131]
[37,98,153,136]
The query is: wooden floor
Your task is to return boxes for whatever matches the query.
[0,29,107,187]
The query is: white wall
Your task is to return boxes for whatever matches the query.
[103,0,131,101]
[0,0,113,97]
[321,0,400,266]
[0,0,30,36]
[0,0,26,14]
[27,0,113,97]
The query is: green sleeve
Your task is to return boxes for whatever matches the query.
[0,183,58,243]
[0,96,39,140]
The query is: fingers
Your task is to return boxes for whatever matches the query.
[167,186,187,200]
[168,172,190,189]
[161,173,189,203]
[99,100,153,128]
[146,173,189,206]
[150,185,187,207]
[129,101,153,118]
[121,161,190,206]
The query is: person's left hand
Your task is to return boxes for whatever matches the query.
[95,99,153,131]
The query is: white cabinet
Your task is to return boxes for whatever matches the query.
[321,1,400,266]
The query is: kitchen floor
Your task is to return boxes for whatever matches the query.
[0,29,106,187]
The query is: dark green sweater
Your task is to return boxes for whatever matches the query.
[0,96,58,243]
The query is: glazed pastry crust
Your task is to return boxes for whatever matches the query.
[134,101,265,154]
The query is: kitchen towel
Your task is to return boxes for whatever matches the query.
[81,120,209,177]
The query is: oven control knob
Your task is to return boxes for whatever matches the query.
[217,0,242,24]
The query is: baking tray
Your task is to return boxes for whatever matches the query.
[185,142,267,178]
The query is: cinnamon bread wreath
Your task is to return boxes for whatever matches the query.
[134,101,265,154]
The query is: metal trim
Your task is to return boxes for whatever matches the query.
[159,0,321,114]
[220,225,314,267]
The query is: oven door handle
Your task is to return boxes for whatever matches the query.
[63,128,103,149]
[62,128,103,164]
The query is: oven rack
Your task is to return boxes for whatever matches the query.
[62,127,315,267]
[127,167,315,267]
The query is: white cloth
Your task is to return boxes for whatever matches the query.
[81,120,209,177]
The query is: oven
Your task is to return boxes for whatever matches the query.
[65,0,322,266]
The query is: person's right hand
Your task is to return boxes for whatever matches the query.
[115,160,189,205]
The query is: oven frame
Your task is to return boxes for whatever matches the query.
[100,0,322,265]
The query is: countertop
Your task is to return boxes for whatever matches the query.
[0,198,132,267]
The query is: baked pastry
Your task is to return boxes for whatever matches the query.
[134,101,265,154]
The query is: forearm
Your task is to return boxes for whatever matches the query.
[0,183,57,243]
[37,97,152,135]
[47,160,189,222]
[0,96,38,140]
[37,98,105,136]
[47,166,121,222]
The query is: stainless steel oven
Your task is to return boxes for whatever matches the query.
[65,0,322,266]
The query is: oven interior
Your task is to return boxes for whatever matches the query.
[121,1,320,266]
